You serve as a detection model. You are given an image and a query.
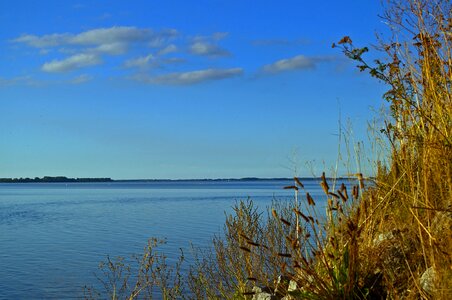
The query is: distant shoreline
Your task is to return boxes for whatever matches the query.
[0,176,113,183]
[0,176,356,183]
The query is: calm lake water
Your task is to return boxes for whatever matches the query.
[0,179,329,299]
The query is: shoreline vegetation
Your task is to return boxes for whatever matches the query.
[85,0,449,298]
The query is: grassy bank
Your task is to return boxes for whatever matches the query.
[86,0,451,298]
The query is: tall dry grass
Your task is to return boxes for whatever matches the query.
[332,0,452,298]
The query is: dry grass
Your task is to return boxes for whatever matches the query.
[188,0,452,298]
[84,238,186,299]
[186,176,380,299]
[88,0,451,298]
[333,0,452,298]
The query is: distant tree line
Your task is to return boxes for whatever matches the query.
[0,176,113,183]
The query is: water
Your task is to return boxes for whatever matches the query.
[0,180,327,299]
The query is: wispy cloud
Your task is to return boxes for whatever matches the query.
[261,55,333,74]
[123,54,154,69]
[188,32,230,57]
[148,29,179,47]
[136,68,243,85]
[70,27,154,45]
[0,75,44,87]
[1,74,91,87]
[39,49,51,55]
[157,44,178,55]
[0,76,30,87]
[13,33,72,48]
[69,74,93,84]
[91,42,128,55]
[193,32,229,42]
[162,57,185,64]
[212,32,229,41]
[189,41,230,57]
[41,53,102,72]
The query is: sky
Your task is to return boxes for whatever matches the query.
[0,0,389,179]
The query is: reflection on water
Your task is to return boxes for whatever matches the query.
[0,180,327,299]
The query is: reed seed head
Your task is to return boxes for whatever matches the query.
[306,193,316,206]
[294,177,304,188]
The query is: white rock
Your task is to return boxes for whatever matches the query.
[420,267,436,295]
[372,231,394,246]
[288,280,298,292]
[252,286,274,300]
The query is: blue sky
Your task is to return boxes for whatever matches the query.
[0,0,388,179]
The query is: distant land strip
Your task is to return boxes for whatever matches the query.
[0,176,113,183]
[0,176,357,183]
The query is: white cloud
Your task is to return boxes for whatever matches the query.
[12,33,71,48]
[148,29,178,47]
[41,53,102,72]
[190,42,230,57]
[138,68,243,85]
[91,42,128,55]
[12,26,178,49]
[13,26,180,74]
[262,55,333,74]
[11,27,240,81]
[188,32,230,57]
[70,27,152,45]
[157,44,178,55]
[123,54,154,69]
[69,74,93,84]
